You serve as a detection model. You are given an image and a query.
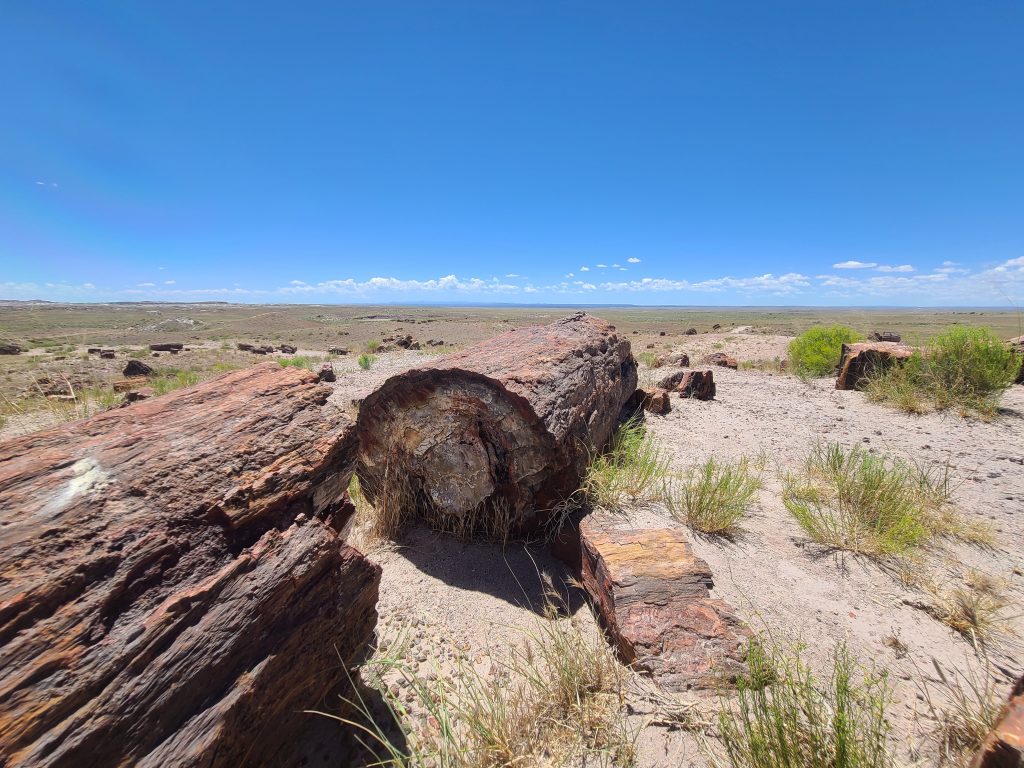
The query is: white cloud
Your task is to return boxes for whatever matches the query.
[612,263,621,268]
[833,260,878,269]
[595,263,607,268]
[875,265,915,273]
[163,280,176,285]
[564,272,574,278]
[619,267,627,271]
[137,282,156,288]
[935,266,968,274]
[627,257,641,263]
[599,272,812,295]
[279,274,519,296]
[505,273,521,278]
[579,266,590,272]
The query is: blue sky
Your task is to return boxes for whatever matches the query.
[2,2,1022,306]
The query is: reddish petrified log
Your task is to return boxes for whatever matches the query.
[356,313,637,529]
[704,352,738,369]
[971,674,1023,767]
[678,370,716,400]
[835,341,915,390]
[0,363,379,768]
[554,513,748,690]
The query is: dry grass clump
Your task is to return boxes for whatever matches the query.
[582,416,669,511]
[662,457,762,536]
[636,350,660,368]
[782,443,988,558]
[716,640,894,768]
[865,326,1021,418]
[152,369,200,395]
[920,569,1016,650]
[738,357,787,374]
[920,657,1007,765]
[334,601,636,767]
[278,354,324,370]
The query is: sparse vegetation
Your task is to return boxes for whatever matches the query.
[922,569,1015,650]
[365,340,381,353]
[152,370,200,395]
[358,353,376,370]
[788,325,863,378]
[866,326,1020,418]
[278,355,323,370]
[739,357,786,374]
[582,416,669,511]
[920,657,1007,765]
[717,640,894,768]
[636,351,659,368]
[782,443,986,558]
[330,600,636,767]
[662,457,761,536]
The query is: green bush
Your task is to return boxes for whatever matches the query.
[788,325,863,378]
[357,353,376,370]
[662,456,761,536]
[867,326,1019,417]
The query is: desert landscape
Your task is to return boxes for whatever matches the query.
[0,302,1021,767]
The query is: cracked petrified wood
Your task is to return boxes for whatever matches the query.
[554,513,748,690]
[835,341,915,390]
[972,674,1024,768]
[356,312,637,529]
[0,363,380,768]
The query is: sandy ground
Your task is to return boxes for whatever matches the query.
[315,333,1023,767]
[2,312,1021,766]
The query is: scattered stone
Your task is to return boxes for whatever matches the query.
[149,343,184,352]
[645,343,656,349]
[685,328,698,335]
[642,387,671,415]
[328,346,350,355]
[712,323,721,330]
[278,344,298,354]
[835,341,915,390]
[705,352,738,369]
[251,345,275,355]
[112,377,150,393]
[317,362,336,382]
[677,370,716,400]
[87,347,102,354]
[869,331,902,343]
[0,342,22,355]
[120,386,155,404]
[553,513,749,690]
[237,342,255,351]
[656,369,687,390]
[99,350,115,359]
[122,359,153,377]
[659,331,667,336]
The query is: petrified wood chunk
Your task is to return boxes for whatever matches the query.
[148,343,183,352]
[971,674,1023,767]
[554,513,748,690]
[0,363,379,767]
[123,359,154,377]
[704,352,738,369]
[869,331,902,343]
[835,341,915,390]
[356,313,637,530]
[678,370,716,400]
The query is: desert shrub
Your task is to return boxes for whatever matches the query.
[921,658,1006,765]
[866,327,1019,417]
[582,416,668,510]
[718,641,894,768]
[662,457,761,535]
[330,601,635,767]
[788,325,862,378]
[636,351,659,368]
[921,569,1015,650]
[782,443,986,558]
[358,353,376,370]
[365,340,381,353]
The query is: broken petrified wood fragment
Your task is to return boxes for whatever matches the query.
[678,370,716,400]
[0,363,378,768]
[835,341,915,390]
[554,512,749,690]
[356,313,637,531]
[971,673,1023,767]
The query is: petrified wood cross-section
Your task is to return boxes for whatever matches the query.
[355,313,637,530]
[0,363,379,767]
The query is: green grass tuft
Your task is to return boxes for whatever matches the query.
[788,325,863,378]
[782,443,986,558]
[662,457,761,535]
[357,353,376,370]
[582,416,669,511]
[718,641,894,768]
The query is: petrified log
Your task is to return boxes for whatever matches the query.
[704,352,738,369]
[356,313,637,530]
[148,342,183,352]
[678,370,716,400]
[111,376,149,393]
[554,512,748,690]
[971,674,1023,767]
[869,331,902,343]
[835,341,915,390]
[122,359,153,377]
[0,363,379,767]
[622,387,671,416]
[0,343,22,355]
